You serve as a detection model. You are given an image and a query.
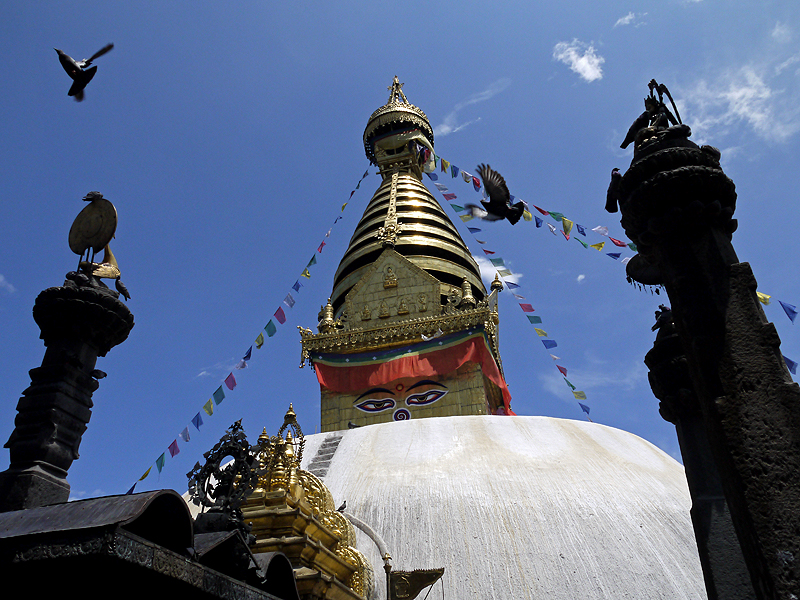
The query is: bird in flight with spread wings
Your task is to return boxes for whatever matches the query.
[54,43,113,101]
[464,164,526,225]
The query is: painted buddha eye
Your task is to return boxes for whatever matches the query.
[354,398,396,412]
[405,389,447,406]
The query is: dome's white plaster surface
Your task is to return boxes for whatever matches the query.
[301,415,705,600]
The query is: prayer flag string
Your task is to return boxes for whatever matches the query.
[125,167,372,493]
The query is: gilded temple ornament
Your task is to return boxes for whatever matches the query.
[397,297,409,315]
[384,266,398,289]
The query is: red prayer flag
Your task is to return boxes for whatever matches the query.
[274,307,286,324]
[561,231,570,241]
[443,193,457,200]
[557,365,568,377]
[472,176,481,192]
[609,237,627,247]
[168,439,180,457]
[519,303,535,313]
[318,240,326,252]
[224,372,237,391]
[482,249,496,255]
[534,205,549,215]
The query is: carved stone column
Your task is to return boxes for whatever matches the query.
[619,129,800,599]
[0,275,134,511]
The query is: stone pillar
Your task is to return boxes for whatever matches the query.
[0,274,134,511]
[645,319,754,599]
[618,131,800,599]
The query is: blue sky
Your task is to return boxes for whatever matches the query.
[1,1,799,499]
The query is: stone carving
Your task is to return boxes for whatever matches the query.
[361,304,372,321]
[384,266,398,288]
[397,297,409,315]
[379,301,390,318]
[417,293,427,312]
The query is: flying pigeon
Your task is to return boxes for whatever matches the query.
[464,164,525,225]
[54,43,113,101]
[605,168,622,213]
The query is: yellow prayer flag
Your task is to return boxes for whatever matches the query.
[573,391,587,400]
[138,466,152,481]
[523,210,533,222]
[757,292,771,305]
[255,332,265,349]
[301,268,311,279]
[203,399,214,416]
[590,241,605,251]
[341,202,347,211]
[441,158,450,173]
[562,218,573,236]
[534,328,548,337]
[459,214,474,222]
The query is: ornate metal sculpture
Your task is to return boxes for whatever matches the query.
[187,420,260,526]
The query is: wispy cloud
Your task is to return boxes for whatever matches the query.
[0,275,16,294]
[772,21,792,43]
[577,274,586,283]
[540,359,646,403]
[196,358,237,379]
[434,78,511,137]
[552,40,605,83]
[681,65,800,144]
[474,256,522,288]
[614,12,647,28]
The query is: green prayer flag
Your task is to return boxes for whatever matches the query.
[450,204,464,212]
[564,378,576,390]
[628,242,637,251]
[213,386,225,405]
[573,390,587,400]
[307,255,317,268]
[526,315,542,324]
[576,238,589,248]
[255,332,264,349]
[497,269,513,277]
[489,258,505,267]
[265,320,277,337]
[156,453,166,473]
[548,211,564,222]
[203,398,214,416]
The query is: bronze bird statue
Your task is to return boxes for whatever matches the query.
[605,168,622,213]
[464,164,525,225]
[54,43,113,101]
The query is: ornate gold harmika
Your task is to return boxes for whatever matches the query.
[299,301,501,371]
[244,406,373,600]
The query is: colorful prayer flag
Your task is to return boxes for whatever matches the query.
[784,355,798,374]
[534,328,548,337]
[301,268,311,279]
[512,293,525,300]
[255,332,264,349]
[535,216,543,228]
[527,315,542,324]
[547,223,557,234]
[467,227,482,234]
[451,165,460,178]
[483,249,496,255]
[757,292,771,305]
[156,453,166,473]
[779,300,798,323]
[292,280,303,292]
[592,226,609,236]
[490,258,505,267]
[459,214,474,222]
[534,205,549,215]
[307,256,317,268]
[341,202,348,211]
[203,399,214,416]
[450,204,464,212]
[139,467,152,481]
[462,171,472,183]
[274,307,286,324]
[243,346,252,361]
[318,240,326,252]
[224,373,237,391]
[549,211,564,222]
[179,427,190,443]
[542,340,557,349]
[168,440,180,457]
[590,241,605,251]
[579,402,590,415]
[284,293,295,308]
[561,231,570,241]
[557,365,568,376]
[576,224,586,236]
[443,193,457,200]
[576,238,589,248]
[265,320,277,337]
[607,252,621,260]
[497,269,513,277]
[628,243,637,251]
[192,412,203,430]
[609,237,627,247]
[441,158,450,172]
[523,210,533,221]
[573,391,587,400]
[472,176,481,192]
[213,386,225,405]
[564,378,576,390]
[562,218,573,237]
[426,172,438,180]
[505,281,520,289]
[126,483,136,495]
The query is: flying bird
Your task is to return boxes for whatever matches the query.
[464,164,525,225]
[54,43,113,101]
[605,168,622,213]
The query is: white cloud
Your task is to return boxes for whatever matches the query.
[577,274,586,283]
[772,21,792,43]
[681,65,800,144]
[552,40,605,83]
[434,78,511,137]
[614,12,647,28]
[540,359,646,402]
[474,256,522,288]
[0,275,15,294]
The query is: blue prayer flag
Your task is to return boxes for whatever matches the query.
[542,340,557,349]
[535,216,543,228]
[191,412,203,430]
[576,224,586,236]
[467,227,482,234]
[779,300,798,323]
[579,403,591,415]
[506,281,520,289]
[607,252,621,260]
[426,172,438,181]
[451,165,460,178]
[292,280,303,292]
[784,355,798,374]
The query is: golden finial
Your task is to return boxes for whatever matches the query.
[283,403,296,426]
[461,279,476,308]
[491,273,504,292]
[387,75,408,104]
